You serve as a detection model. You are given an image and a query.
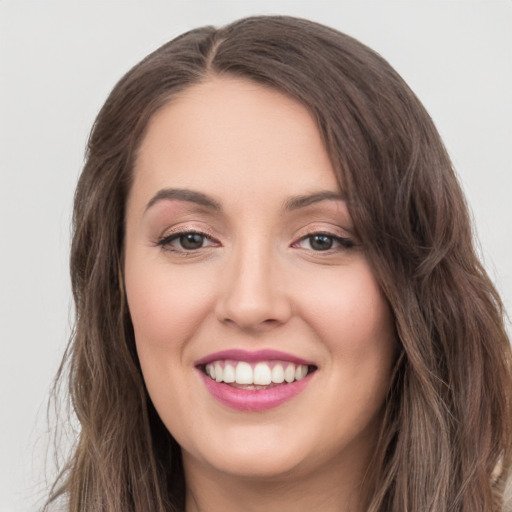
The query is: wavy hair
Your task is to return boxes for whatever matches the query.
[46,15,512,511]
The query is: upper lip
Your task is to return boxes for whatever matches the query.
[194,349,316,367]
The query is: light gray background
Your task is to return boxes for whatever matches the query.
[1,1,511,510]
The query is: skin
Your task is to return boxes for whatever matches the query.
[124,76,396,512]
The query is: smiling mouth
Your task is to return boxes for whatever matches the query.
[199,360,317,389]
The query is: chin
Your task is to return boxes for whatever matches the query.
[199,449,306,481]
[180,421,313,480]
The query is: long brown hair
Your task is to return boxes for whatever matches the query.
[46,15,512,511]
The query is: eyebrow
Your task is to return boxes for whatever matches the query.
[283,191,346,211]
[144,188,345,213]
[145,188,222,212]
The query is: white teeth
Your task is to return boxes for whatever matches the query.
[271,364,285,384]
[223,363,235,383]
[253,362,272,385]
[284,364,296,383]
[295,364,308,381]
[214,362,223,382]
[204,361,311,385]
[235,361,253,384]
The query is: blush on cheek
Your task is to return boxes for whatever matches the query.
[303,271,393,362]
[127,273,214,355]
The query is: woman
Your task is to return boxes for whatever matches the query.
[46,15,512,511]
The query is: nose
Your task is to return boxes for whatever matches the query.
[215,243,293,332]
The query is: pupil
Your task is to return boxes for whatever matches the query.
[180,233,204,250]
[310,234,333,251]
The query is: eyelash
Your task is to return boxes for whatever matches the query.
[155,230,219,253]
[292,232,355,251]
[155,230,355,254]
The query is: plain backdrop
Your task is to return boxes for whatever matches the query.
[1,1,511,510]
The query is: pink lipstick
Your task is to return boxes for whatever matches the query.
[195,349,316,412]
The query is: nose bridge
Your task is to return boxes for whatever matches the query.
[216,233,291,330]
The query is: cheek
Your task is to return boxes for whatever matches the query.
[296,262,393,351]
[124,253,215,351]
[293,260,395,405]
[124,255,216,433]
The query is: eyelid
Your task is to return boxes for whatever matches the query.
[156,222,217,240]
[292,223,353,240]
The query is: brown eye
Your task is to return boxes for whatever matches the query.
[179,233,206,250]
[293,232,355,252]
[156,231,218,252]
[309,234,334,251]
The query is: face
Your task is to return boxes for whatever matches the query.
[124,77,395,486]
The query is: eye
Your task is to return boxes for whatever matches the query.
[294,233,355,251]
[307,234,335,251]
[177,233,208,250]
[156,231,218,252]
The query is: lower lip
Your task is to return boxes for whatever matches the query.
[198,370,314,412]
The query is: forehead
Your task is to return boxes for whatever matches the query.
[131,76,340,209]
